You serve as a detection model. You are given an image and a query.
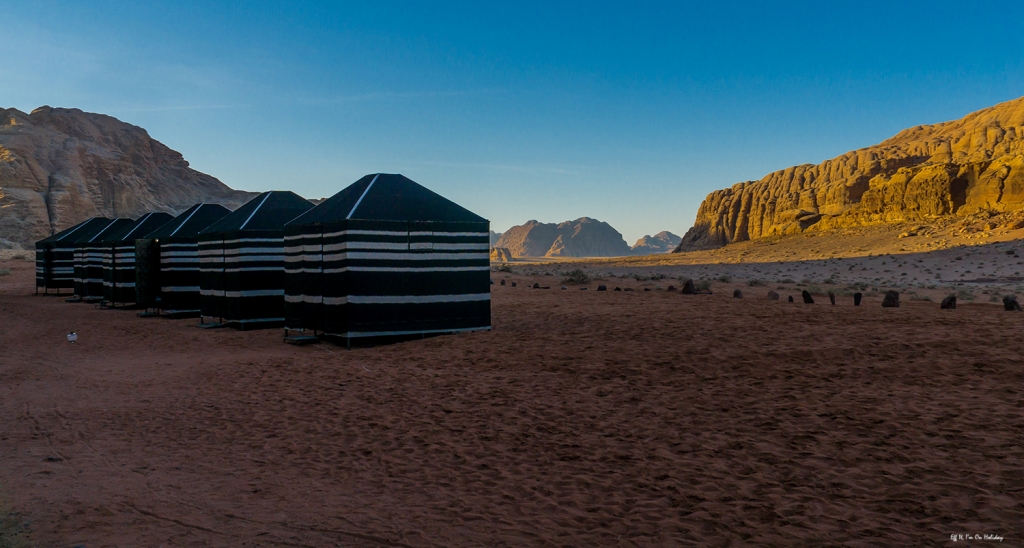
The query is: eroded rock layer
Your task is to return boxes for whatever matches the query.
[0,106,255,249]
[677,96,1024,251]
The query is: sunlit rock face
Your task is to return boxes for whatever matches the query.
[677,96,1024,251]
[0,106,255,249]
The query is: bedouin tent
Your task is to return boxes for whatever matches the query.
[135,203,231,315]
[283,173,491,342]
[35,217,113,294]
[75,218,134,300]
[99,212,174,306]
[198,191,313,328]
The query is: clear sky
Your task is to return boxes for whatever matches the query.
[3,1,1024,243]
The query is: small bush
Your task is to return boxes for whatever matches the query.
[0,268,10,277]
[956,288,976,301]
[747,279,765,286]
[779,278,795,284]
[494,264,513,272]
[562,269,591,284]
[695,279,713,291]
[716,274,731,283]
[11,253,28,261]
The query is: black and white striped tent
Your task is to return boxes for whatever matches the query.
[283,173,490,341]
[198,191,313,328]
[99,212,174,306]
[74,218,134,299]
[34,217,113,294]
[138,204,232,315]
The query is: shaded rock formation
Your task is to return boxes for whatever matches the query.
[0,106,256,249]
[494,217,631,257]
[489,230,501,246]
[631,231,681,255]
[677,96,1024,251]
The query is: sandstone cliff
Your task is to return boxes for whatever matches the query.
[677,96,1024,251]
[631,231,680,255]
[0,106,256,249]
[494,217,631,257]
[489,247,513,262]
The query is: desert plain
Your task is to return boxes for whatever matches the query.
[1,231,1023,546]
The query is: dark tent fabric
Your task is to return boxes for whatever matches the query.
[35,217,112,293]
[99,212,174,305]
[74,218,134,299]
[283,173,491,340]
[198,191,313,327]
[136,204,232,314]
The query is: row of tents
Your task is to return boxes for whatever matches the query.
[35,174,492,342]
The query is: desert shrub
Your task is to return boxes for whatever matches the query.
[630,273,649,281]
[562,269,591,284]
[0,269,9,277]
[989,294,1000,302]
[956,288,976,301]
[716,274,731,283]
[909,292,933,302]
[779,278,795,284]
[695,279,713,291]
[747,279,765,286]
[650,273,667,280]
[494,264,513,272]
[805,284,824,295]
[11,253,27,261]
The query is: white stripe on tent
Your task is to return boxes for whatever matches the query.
[239,193,272,230]
[169,205,203,236]
[325,326,490,338]
[331,251,489,261]
[295,293,490,305]
[319,266,490,274]
[286,229,489,240]
[199,289,284,297]
[346,174,380,219]
[160,286,201,292]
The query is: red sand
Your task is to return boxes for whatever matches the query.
[1,258,1021,546]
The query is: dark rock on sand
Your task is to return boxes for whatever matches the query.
[788,295,794,302]
[802,290,814,304]
[854,292,862,306]
[682,279,696,294]
[1003,295,1021,311]
[940,295,956,309]
[733,289,743,298]
[597,285,607,291]
[882,290,900,308]
[767,290,779,300]
[828,291,836,305]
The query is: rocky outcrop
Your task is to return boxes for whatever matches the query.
[677,96,1024,251]
[631,231,680,254]
[494,217,631,257]
[490,247,513,262]
[489,230,501,246]
[0,106,256,249]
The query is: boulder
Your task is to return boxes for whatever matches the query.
[767,290,779,300]
[560,285,567,290]
[532,282,540,289]
[828,290,836,305]
[788,295,794,302]
[940,295,956,309]
[614,287,622,291]
[666,285,676,291]
[854,292,863,306]
[597,285,607,291]
[681,279,696,294]
[500,279,506,286]
[882,290,900,308]
[511,282,517,287]
[580,287,588,290]
[1003,295,1022,311]
[802,290,814,304]
[733,289,743,298]
[624,288,634,292]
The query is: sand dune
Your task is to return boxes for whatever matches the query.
[1,256,1021,546]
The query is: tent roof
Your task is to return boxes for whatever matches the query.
[37,217,113,245]
[286,173,486,226]
[145,204,232,239]
[100,212,175,243]
[200,191,313,234]
[84,218,136,243]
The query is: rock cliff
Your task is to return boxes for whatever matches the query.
[631,231,680,254]
[0,106,256,249]
[677,96,1024,251]
[494,217,631,257]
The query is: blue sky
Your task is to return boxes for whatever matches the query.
[3,1,1024,242]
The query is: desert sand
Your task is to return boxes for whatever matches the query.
[1,252,1022,546]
